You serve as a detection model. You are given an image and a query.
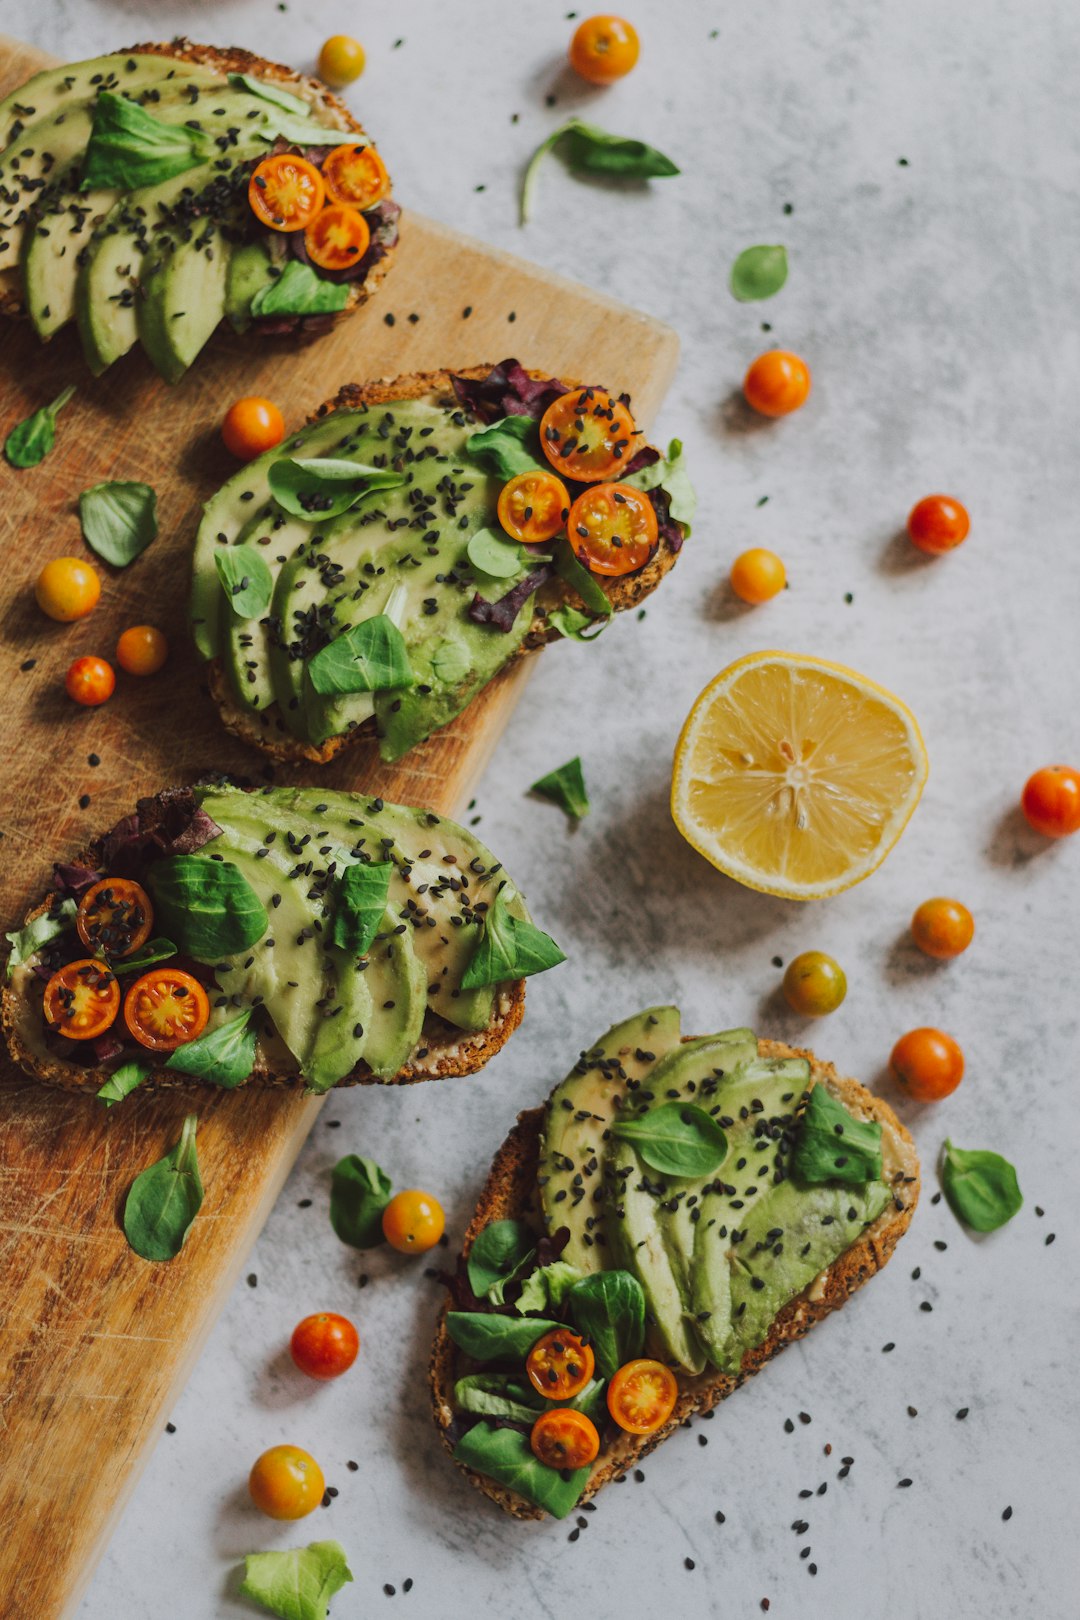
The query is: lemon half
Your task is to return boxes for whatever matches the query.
[671,651,928,900]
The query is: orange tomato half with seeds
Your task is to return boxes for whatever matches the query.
[322,143,390,210]
[43,959,120,1041]
[249,154,325,232]
[606,1358,678,1434]
[123,969,210,1053]
[525,1329,595,1400]
[568,482,657,576]
[540,387,641,482]
[497,471,570,544]
[76,878,153,959]
[304,203,371,272]
[530,1407,600,1469]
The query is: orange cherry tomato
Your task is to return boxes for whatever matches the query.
[43,958,120,1041]
[304,203,371,272]
[248,154,325,232]
[890,1027,965,1102]
[743,350,811,417]
[730,546,786,604]
[381,1189,445,1253]
[540,387,641,482]
[76,878,154,959]
[322,142,389,209]
[221,396,285,462]
[123,969,210,1053]
[249,1445,325,1520]
[567,482,657,577]
[907,495,970,555]
[65,656,114,707]
[36,557,101,622]
[1021,765,1080,839]
[525,1330,595,1400]
[911,898,975,960]
[497,471,570,544]
[569,15,641,84]
[606,1358,679,1435]
[318,36,366,88]
[290,1312,360,1380]
[116,625,169,677]
[530,1407,600,1469]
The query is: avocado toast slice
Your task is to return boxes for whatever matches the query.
[0,39,399,378]
[430,1009,919,1520]
[2,782,563,1096]
[196,361,693,766]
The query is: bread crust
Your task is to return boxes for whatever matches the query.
[206,365,683,766]
[0,39,396,324]
[429,1037,920,1520]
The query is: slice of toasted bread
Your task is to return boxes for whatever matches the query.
[206,365,683,766]
[0,38,396,324]
[429,1037,920,1519]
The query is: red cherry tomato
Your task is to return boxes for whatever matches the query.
[290,1313,360,1380]
[1021,765,1080,839]
[890,1027,965,1102]
[907,495,970,555]
[65,656,114,706]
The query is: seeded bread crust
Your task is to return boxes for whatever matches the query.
[0,822,525,1098]
[429,1037,920,1520]
[205,365,683,766]
[0,38,395,323]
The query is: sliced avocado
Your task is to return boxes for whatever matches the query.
[136,214,232,383]
[539,1007,683,1275]
[0,53,200,145]
[305,941,373,1093]
[343,906,427,1082]
[224,237,279,332]
[0,109,94,277]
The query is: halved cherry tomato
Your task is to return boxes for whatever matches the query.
[322,143,389,210]
[248,154,325,232]
[249,1445,325,1520]
[65,656,114,707]
[290,1312,360,1380]
[540,387,641,482]
[569,15,641,85]
[116,625,169,677]
[907,495,970,555]
[567,482,657,577]
[890,1027,964,1102]
[221,397,285,462]
[525,1330,595,1400]
[606,1358,679,1435]
[497,471,570,544]
[381,1189,445,1253]
[1021,765,1080,839]
[123,969,210,1053]
[43,958,120,1041]
[76,878,153,959]
[530,1408,600,1469]
[304,203,371,272]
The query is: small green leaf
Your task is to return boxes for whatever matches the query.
[460,891,565,990]
[268,454,406,519]
[239,1539,354,1620]
[165,1010,257,1089]
[4,385,76,468]
[552,542,613,617]
[123,1114,204,1262]
[531,756,590,820]
[445,1312,560,1361]
[111,938,178,976]
[306,616,414,696]
[330,863,393,955]
[78,481,158,567]
[546,604,608,642]
[514,1260,583,1315]
[227,72,311,116]
[214,543,274,619]
[466,1218,536,1299]
[467,527,527,580]
[96,1060,152,1108]
[791,1084,883,1186]
[611,1102,729,1177]
[5,899,76,977]
[452,1423,589,1519]
[148,856,268,958]
[624,438,696,534]
[941,1140,1023,1233]
[522,117,679,224]
[465,416,547,478]
[82,93,207,190]
[730,244,789,302]
[567,1270,646,1380]
[251,261,350,319]
[330,1155,393,1249]
[453,1372,547,1425]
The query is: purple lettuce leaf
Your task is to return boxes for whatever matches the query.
[53,862,101,896]
[648,485,684,554]
[468,565,553,633]
[451,360,568,424]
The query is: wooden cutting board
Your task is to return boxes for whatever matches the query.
[0,35,678,1620]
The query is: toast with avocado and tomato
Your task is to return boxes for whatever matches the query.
[0,39,397,381]
[192,360,693,765]
[2,781,564,1099]
[430,1007,919,1521]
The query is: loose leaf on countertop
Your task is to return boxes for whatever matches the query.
[214,543,274,619]
[227,72,310,116]
[111,938,178,976]
[306,616,414,696]
[460,890,565,990]
[96,1059,152,1108]
[552,543,614,616]
[531,756,590,820]
[330,1155,393,1249]
[730,244,789,302]
[78,480,158,567]
[123,1113,203,1262]
[5,899,76,976]
[611,1101,729,1178]
[251,261,351,319]
[453,1423,590,1519]
[465,415,547,478]
[624,438,696,534]
[514,1259,583,1315]
[239,1539,354,1620]
[4,385,76,469]
[330,862,393,955]
[792,1084,883,1186]
[81,93,207,190]
[467,528,530,580]
[445,1311,560,1361]
[941,1140,1023,1233]
[466,1218,537,1299]
[522,117,679,223]
[268,454,406,520]
[149,856,268,958]
[545,604,609,642]
[567,1270,646,1381]
[165,1009,257,1089]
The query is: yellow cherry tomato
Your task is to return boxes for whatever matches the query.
[381,1189,445,1253]
[36,557,101,622]
[744,350,811,417]
[116,625,168,676]
[782,951,847,1016]
[222,397,285,461]
[730,547,786,604]
[65,656,114,707]
[911,898,974,959]
[319,35,366,87]
[248,1445,325,1520]
[569,16,641,84]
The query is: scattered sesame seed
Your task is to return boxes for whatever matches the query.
[882,1342,895,1353]
[165,1422,176,1434]
[246,1274,257,1287]
[1002,1505,1013,1521]
[685,1558,696,1571]
[897,1478,913,1488]
[908,1406,918,1417]
[956,1407,969,1420]
[715,1510,726,1524]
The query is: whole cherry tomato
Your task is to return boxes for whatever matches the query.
[1021,765,1080,839]
[222,397,285,461]
[319,35,366,87]
[568,15,641,84]
[730,547,786,604]
[907,495,970,555]
[116,625,168,676]
[743,351,811,417]
[782,951,847,1016]
[381,1189,445,1253]
[911,898,974,959]
[65,656,114,706]
[890,1027,964,1102]
[248,1445,325,1520]
[36,557,101,622]
[290,1313,360,1380]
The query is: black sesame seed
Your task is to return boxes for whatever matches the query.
[956,1407,969,1420]
[1002,1505,1013,1521]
